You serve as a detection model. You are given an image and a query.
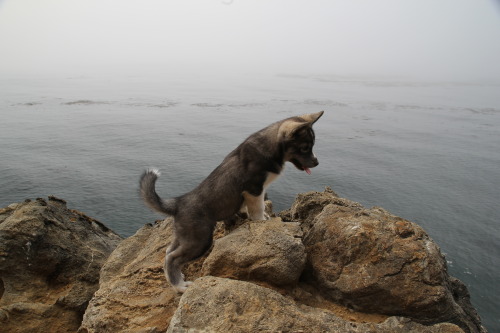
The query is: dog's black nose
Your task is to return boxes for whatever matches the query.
[312,157,319,167]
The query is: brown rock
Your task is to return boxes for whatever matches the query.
[78,187,485,333]
[167,276,464,333]
[79,218,180,333]
[0,197,122,333]
[293,189,486,333]
[202,218,306,287]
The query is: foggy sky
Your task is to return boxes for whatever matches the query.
[1,0,500,81]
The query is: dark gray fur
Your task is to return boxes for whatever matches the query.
[139,111,323,292]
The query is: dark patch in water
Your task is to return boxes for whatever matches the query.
[125,101,178,108]
[64,100,110,105]
[465,108,500,115]
[302,99,348,107]
[191,103,224,108]
[227,103,264,108]
[147,102,178,108]
[18,102,42,106]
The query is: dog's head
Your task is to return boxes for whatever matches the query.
[279,111,324,174]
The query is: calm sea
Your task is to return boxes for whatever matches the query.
[1,72,498,331]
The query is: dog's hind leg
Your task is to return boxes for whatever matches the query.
[164,225,213,293]
[164,238,182,286]
[164,245,193,293]
[165,237,179,257]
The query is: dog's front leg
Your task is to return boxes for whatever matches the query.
[242,191,268,220]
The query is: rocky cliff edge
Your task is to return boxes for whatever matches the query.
[0,189,487,333]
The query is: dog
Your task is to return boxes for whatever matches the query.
[140,111,323,292]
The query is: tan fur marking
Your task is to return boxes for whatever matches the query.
[278,111,324,139]
[299,111,324,124]
[278,120,306,140]
[264,171,280,189]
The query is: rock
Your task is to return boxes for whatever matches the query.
[4,188,484,332]
[167,276,463,333]
[80,187,485,333]
[282,186,362,233]
[202,218,306,287]
[293,188,486,333]
[79,218,181,333]
[0,197,122,333]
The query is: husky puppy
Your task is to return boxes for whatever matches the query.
[140,111,323,292]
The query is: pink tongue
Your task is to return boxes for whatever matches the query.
[304,168,311,175]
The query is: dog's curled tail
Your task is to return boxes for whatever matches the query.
[140,169,177,216]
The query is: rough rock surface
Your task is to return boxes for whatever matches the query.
[1,188,487,333]
[79,218,181,333]
[167,276,463,333]
[202,218,306,287]
[288,188,486,333]
[0,197,122,333]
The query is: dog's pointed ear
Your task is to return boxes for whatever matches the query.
[299,111,324,125]
[278,111,324,140]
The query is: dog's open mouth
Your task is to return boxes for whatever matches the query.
[291,159,312,175]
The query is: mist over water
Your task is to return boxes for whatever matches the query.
[1,73,499,330]
[2,0,500,82]
[1,0,500,330]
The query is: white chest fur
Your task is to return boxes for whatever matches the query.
[264,170,281,189]
[241,169,282,220]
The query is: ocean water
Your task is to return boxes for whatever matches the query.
[0,72,498,331]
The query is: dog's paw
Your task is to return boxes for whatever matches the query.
[174,285,188,293]
[249,213,268,221]
[173,280,193,294]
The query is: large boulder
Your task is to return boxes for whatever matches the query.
[167,276,463,333]
[79,187,485,333]
[290,188,486,333]
[1,189,487,332]
[0,197,122,333]
[79,218,181,333]
[202,218,306,287]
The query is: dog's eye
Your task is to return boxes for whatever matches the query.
[300,146,310,153]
